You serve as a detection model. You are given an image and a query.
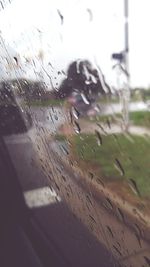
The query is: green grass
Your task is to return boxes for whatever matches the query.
[72,133,150,197]
[88,113,121,124]
[54,134,66,141]
[25,98,64,107]
[89,111,150,128]
[130,111,150,128]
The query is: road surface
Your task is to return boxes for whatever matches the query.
[3,119,119,267]
[3,105,150,267]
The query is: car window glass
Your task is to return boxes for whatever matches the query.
[1,1,150,267]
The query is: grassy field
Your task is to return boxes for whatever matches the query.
[89,111,150,128]
[71,133,150,197]
[130,111,150,127]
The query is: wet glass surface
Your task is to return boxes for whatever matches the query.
[1,0,150,266]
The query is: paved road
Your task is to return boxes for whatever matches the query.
[3,106,150,267]
[3,122,119,267]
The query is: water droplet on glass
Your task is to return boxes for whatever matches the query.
[86,195,93,206]
[61,70,66,75]
[89,214,97,224]
[95,130,102,146]
[106,226,114,238]
[61,175,66,182]
[13,57,18,65]
[114,158,125,176]
[74,121,81,133]
[116,207,124,221]
[72,107,80,120]
[76,60,80,74]
[86,8,93,21]
[105,197,113,210]
[135,232,142,248]
[128,179,141,197]
[55,182,60,191]
[0,1,4,9]
[89,172,94,180]
[134,223,142,237]
[57,9,64,25]
[106,118,111,129]
[81,93,90,105]
[54,114,58,120]
[61,144,69,155]
[144,256,150,266]
[69,110,73,124]
[113,245,122,256]
[96,177,105,187]
[97,123,107,135]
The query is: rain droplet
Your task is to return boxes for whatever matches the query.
[105,197,113,210]
[67,184,73,195]
[72,107,80,120]
[96,177,105,187]
[144,256,150,266]
[106,226,114,238]
[95,130,102,146]
[0,1,4,9]
[128,179,141,197]
[61,144,69,155]
[61,70,66,75]
[54,114,58,120]
[81,93,90,105]
[89,214,97,224]
[89,172,94,180]
[135,232,142,248]
[106,118,111,129]
[86,195,93,206]
[14,57,18,65]
[117,207,124,221]
[86,8,93,21]
[113,245,122,256]
[48,62,53,68]
[57,9,64,25]
[74,121,81,133]
[97,123,107,135]
[134,223,142,237]
[114,158,125,176]
[56,167,61,173]
[55,182,60,191]
[69,110,73,124]
[76,60,80,74]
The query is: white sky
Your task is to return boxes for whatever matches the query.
[0,0,150,88]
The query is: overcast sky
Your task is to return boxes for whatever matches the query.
[0,0,150,88]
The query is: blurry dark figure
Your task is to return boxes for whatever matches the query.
[57,59,111,116]
[0,81,32,135]
[57,59,110,99]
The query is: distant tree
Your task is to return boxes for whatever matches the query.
[57,59,111,100]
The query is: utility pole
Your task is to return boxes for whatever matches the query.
[112,0,130,132]
[122,0,130,132]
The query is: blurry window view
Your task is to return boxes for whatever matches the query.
[1,1,150,267]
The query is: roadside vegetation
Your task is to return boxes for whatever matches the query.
[88,111,150,128]
[70,133,150,197]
